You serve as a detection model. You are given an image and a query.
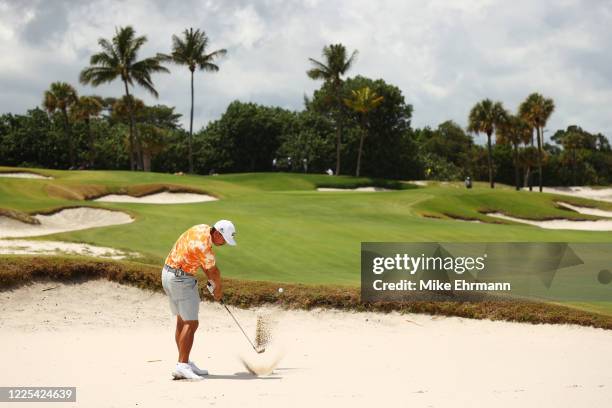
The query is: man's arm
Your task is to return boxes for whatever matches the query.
[204,265,222,301]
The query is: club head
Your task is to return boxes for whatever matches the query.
[256,347,266,354]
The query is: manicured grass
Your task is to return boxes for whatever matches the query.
[1,166,611,317]
[2,166,612,280]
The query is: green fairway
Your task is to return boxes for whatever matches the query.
[1,166,611,300]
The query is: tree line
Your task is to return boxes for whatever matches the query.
[0,26,610,186]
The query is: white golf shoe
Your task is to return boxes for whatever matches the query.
[172,362,204,381]
[189,360,209,376]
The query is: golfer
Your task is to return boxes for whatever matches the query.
[161,220,237,380]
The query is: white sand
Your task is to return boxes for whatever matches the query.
[0,207,133,238]
[317,187,390,192]
[526,186,612,203]
[487,212,612,231]
[0,172,52,179]
[94,191,218,204]
[0,239,137,259]
[558,202,612,218]
[0,280,610,407]
[409,180,428,186]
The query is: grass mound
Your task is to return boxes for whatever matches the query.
[0,208,40,224]
[1,256,611,330]
[45,183,215,201]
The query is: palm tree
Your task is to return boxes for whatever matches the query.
[79,26,169,171]
[138,123,168,172]
[307,44,358,175]
[343,87,384,177]
[71,96,103,167]
[519,93,555,192]
[559,128,584,186]
[43,82,78,167]
[497,113,531,190]
[159,28,226,173]
[467,99,506,188]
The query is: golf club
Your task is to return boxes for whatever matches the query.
[208,281,265,354]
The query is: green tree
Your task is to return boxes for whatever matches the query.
[70,95,103,167]
[194,101,292,173]
[418,121,474,172]
[43,82,78,167]
[79,26,169,171]
[519,93,555,192]
[497,114,532,190]
[343,87,384,177]
[160,28,226,173]
[277,111,335,173]
[551,125,604,185]
[307,43,358,175]
[308,75,415,179]
[467,99,506,188]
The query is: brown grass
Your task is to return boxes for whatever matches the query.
[0,208,40,225]
[45,183,216,201]
[45,184,109,200]
[1,255,611,330]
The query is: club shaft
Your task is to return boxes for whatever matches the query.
[223,303,260,352]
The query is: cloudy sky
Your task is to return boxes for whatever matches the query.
[1,0,611,142]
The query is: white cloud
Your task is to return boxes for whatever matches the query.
[0,0,610,141]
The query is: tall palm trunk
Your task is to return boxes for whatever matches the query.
[335,125,342,176]
[486,132,494,188]
[528,131,534,191]
[334,85,342,176]
[513,143,520,191]
[355,114,366,177]
[123,80,136,171]
[536,126,543,192]
[123,80,143,171]
[572,149,577,186]
[86,117,94,167]
[188,69,195,173]
[62,109,75,168]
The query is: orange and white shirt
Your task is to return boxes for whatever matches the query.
[164,224,216,275]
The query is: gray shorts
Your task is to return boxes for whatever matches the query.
[161,266,200,321]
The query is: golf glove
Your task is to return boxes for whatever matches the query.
[206,280,216,296]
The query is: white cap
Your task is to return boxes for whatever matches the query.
[214,219,237,246]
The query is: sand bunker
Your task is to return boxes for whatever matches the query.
[0,239,137,259]
[93,191,217,204]
[487,212,612,231]
[1,281,610,407]
[526,186,612,203]
[0,172,52,179]
[317,187,390,192]
[557,202,612,218]
[0,207,133,238]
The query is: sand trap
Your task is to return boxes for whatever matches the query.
[557,202,612,218]
[0,172,52,179]
[487,212,612,231]
[0,239,137,259]
[93,191,217,204]
[317,187,390,192]
[0,207,133,238]
[409,180,428,186]
[0,281,610,407]
[526,186,612,203]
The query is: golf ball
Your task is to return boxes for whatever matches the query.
[278,287,284,293]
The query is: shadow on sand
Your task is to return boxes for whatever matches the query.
[205,371,282,380]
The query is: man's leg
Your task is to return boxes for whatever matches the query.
[175,315,185,351]
[178,319,199,363]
